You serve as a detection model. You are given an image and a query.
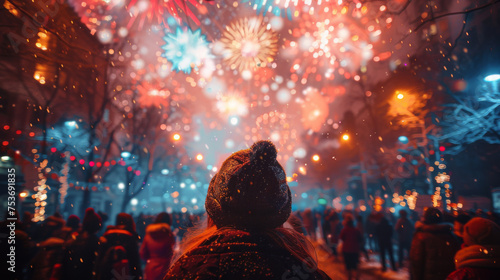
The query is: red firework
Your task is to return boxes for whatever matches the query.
[127,0,212,29]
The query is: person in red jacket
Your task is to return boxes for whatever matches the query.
[140,212,176,280]
[446,217,500,280]
[340,214,361,280]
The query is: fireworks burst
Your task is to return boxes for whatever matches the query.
[287,2,390,83]
[221,17,278,72]
[136,80,172,107]
[242,0,301,20]
[127,0,205,29]
[161,28,211,74]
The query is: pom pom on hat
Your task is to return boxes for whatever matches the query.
[205,140,291,230]
[250,140,277,165]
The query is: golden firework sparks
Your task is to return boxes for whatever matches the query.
[221,17,278,72]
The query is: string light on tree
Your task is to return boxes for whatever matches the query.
[33,159,49,222]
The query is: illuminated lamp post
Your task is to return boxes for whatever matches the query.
[389,90,435,195]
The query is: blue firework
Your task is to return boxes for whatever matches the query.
[161,28,211,74]
[241,0,298,20]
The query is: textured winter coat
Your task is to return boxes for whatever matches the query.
[410,222,460,280]
[60,231,100,280]
[339,225,361,253]
[164,229,331,280]
[446,244,500,280]
[95,227,143,280]
[395,217,414,244]
[27,237,65,280]
[140,223,176,280]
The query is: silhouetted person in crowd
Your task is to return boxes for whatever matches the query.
[164,141,331,279]
[376,216,397,272]
[340,214,361,280]
[395,209,414,268]
[60,208,102,280]
[302,208,317,240]
[366,211,379,252]
[140,212,176,280]
[410,207,460,280]
[95,212,142,280]
[27,215,66,280]
[58,214,80,240]
[446,217,500,279]
[356,214,370,261]
[453,212,472,246]
[325,210,341,261]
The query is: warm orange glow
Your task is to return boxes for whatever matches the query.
[342,134,349,141]
[196,154,203,161]
[19,191,28,198]
[312,154,320,161]
[388,89,430,118]
[36,31,49,51]
[173,133,181,141]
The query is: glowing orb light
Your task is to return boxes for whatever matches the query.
[216,93,249,117]
[484,74,500,82]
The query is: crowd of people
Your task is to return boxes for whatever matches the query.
[2,140,500,280]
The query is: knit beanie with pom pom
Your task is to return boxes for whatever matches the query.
[205,140,291,230]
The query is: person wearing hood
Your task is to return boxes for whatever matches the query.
[410,207,460,280]
[446,217,500,280]
[140,212,176,280]
[164,140,331,280]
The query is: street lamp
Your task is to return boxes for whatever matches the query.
[121,151,131,158]
[484,74,500,82]
[130,198,138,206]
[64,121,76,128]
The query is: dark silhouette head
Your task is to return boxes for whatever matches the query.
[116,212,136,234]
[82,208,102,234]
[423,207,442,224]
[154,212,172,225]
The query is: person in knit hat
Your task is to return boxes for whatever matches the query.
[164,140,331,280]
[82,207,102,233]
[446,217,500,280]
